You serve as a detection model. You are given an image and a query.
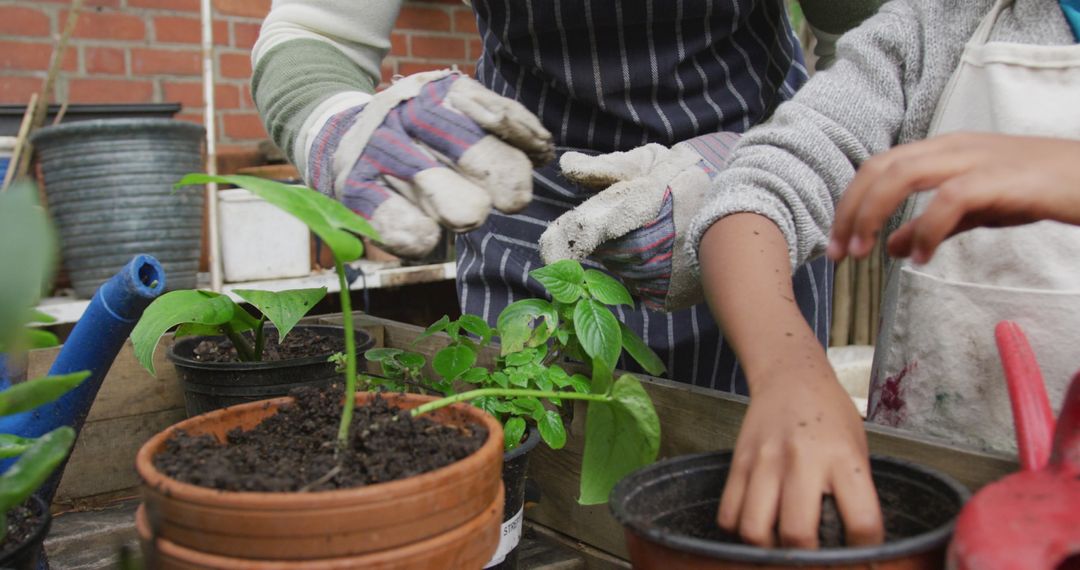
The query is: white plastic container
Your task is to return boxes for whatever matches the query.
[827,344,875,418]
[218,188,311,282]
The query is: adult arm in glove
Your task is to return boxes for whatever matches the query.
[252,0,553,258]
[538,0,883,312]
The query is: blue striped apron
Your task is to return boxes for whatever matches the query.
[457,0,832,393]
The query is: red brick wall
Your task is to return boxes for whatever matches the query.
[0,0,480,145]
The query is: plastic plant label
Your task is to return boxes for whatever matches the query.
[483,507,524,568]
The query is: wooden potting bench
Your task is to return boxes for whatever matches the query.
[35,313,1018,569]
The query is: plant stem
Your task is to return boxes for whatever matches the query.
[253,317,266,360]
[411,388,610,417]
[224,325,256,361]
[335,258,358,446]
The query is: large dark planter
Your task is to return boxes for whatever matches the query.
[0,495,51,570]
[0,103,181,136]
[167,325,375,417]
[31,118,205,298]
[610,452,969,570]
[486,426,542,570]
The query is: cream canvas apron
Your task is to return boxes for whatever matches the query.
[868,0,1080,454]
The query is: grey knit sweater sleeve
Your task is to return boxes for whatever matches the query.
[687,0,1074,272]
[688,1,923,269]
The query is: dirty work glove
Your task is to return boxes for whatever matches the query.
[308,70,554,258]
[539,133,740,312]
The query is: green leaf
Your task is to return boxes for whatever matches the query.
[433,344,477,380]
[504,349,537,367]
[365,348,403,362]
[397,352,427,370]
[496,300,558,356]
[568,374,592,394]
[234,288,326,340]
[0,372,90,417]
[529,260,586,303]
[130,290,240,375]
[512,397,546,420]
[460,367,489,384]
[584,269,633,306]
[619,322,666,376]
[24,329,59,350]
[491,372,510,389]
[0,427,75,512]
[416,315,451,343]
[0,435,34,459]
[539,410,567,450]
[573,299,622,370]
[591,357,613,395]
[178,174,378,262]
[509,370,529,387]
[534,370,553,392]
[579,375,661,505]
[555,328,570,345]
[174,322,222,339]
[504,417,527,451]
[26,310,55,325]
[0,182,56,352]
[458,315,494,345]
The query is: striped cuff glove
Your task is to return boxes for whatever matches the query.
[538,132,740,311]
[308,71,554,258]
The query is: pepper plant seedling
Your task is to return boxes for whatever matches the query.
[169,175,380,447]
[130,287,328,374]
[372,259,666,505]
[0,181,90,542]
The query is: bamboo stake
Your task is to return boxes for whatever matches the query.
[1,0,84,191]
[1,95,38,192]
[201,0,223,292]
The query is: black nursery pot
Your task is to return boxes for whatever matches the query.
[167,325,374,417]
[610,452,969,570]
[486,426,542,570]
[0,495,52,570]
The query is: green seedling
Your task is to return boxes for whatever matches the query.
[130,287,328,373]
[168,175,380,446]
[0,181,90,542]
[370,259,666,505]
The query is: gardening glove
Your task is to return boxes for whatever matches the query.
[538,132,740,312]
[308,70,555,258]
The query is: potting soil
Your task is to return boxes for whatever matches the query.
[153,386,487,492]
[192,328,345,363]
[652,496,907,548]
[0,501,39,559]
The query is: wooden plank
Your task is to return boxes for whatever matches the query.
[526,523,631,570]
[27,338,184,424]
[54,408,187,506]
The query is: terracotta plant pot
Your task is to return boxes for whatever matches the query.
[136,392,504,566]
[610,452,969,570]
[135,491,503,569]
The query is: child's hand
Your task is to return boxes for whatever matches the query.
[828,133,1080,263]
[718,361,883,548]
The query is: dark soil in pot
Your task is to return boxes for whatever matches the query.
[0,495,51,570]
[611,451,969,568]
[189,327,344,363]
[153,386,487,492]
[168,325,374,416]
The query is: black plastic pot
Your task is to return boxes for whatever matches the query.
[610,452,969,569]
[0,495,51,570]
[485,426,542,570]
[167,325,375,417]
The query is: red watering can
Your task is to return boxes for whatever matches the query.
[947,321,1080,570]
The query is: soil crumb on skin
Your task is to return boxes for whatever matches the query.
[153,386,487,492]
[192,328,345,363]
[0,501,40,559]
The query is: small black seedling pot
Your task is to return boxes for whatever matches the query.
[487,426,542,570]
[0,495,51,570]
